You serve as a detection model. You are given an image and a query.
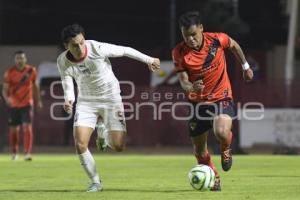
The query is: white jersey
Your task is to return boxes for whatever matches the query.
[57,40,154,104]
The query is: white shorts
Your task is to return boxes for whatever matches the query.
[74,101,126,132]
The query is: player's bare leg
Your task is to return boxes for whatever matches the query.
[108,130,126,152]
[96,110,126,152]
[96,124,126,152]
[23,123,33,161]
[9,126,20,161]
[191,131,221,191]
[74,126,102,192]
[213,114,233,171]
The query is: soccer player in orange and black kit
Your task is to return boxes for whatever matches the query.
[2,50,42,161]
[172,12,253,191]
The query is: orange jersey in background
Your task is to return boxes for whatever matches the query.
[4,64,37,108]
[172,32,233,103]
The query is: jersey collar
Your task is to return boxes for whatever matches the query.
[14,64,28,72]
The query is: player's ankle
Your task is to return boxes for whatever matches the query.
[220,143,230,152]
[92,175,100,184]
[220,133,232,151]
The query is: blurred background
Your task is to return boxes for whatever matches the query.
[0,0,299,154]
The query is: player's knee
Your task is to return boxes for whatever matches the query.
[110,131,126,152]
[75,141,88,153]
[9,126,19,133]
[114,145,124,152]
[22,124,32,131]
[112,143,125,152]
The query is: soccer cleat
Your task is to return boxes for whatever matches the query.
[221,148,232,171]
[210,176,221,191]
[24,154,32,161]
[96,124,108,151]
[96,137,108,151]
[86,182,103,192]
[11,154,18,161]
[221,131,233,171]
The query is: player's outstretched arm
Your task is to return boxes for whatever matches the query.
[98,43,160,71]
[228,38,254,82]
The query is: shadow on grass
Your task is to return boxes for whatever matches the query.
[0,188,192,193]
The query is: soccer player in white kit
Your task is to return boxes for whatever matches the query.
[57,24,160,192]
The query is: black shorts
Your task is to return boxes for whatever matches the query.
[188,99,236,137]
[8,105,32,126]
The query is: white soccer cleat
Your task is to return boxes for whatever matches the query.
[96,124,108,151]
[86,182,103,192]
[24,154,32,161]
[11,154,18,161]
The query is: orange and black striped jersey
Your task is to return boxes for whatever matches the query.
[4,64,37,108]
[172,32,233,103]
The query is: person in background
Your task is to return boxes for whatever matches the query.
[2,50,43,161]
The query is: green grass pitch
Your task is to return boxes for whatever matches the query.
[0,154,299,200]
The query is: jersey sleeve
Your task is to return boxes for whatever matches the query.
[172,47,186,73]
[95,41,154,64]
[217,33,231,49]
[57,57,75,102]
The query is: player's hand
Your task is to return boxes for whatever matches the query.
[148,58,160,72]
[5,98,11,107]
[64,100,73,114]
[243,68,254,82]
[193,80,205,92]
[37,100,43,109]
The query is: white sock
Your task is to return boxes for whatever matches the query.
[78,149,100,184]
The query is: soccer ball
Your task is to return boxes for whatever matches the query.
[188,164,215,191]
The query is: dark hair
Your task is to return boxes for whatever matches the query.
[61,24,85,44]
[14,50,25,56]
[178,11,202,28]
